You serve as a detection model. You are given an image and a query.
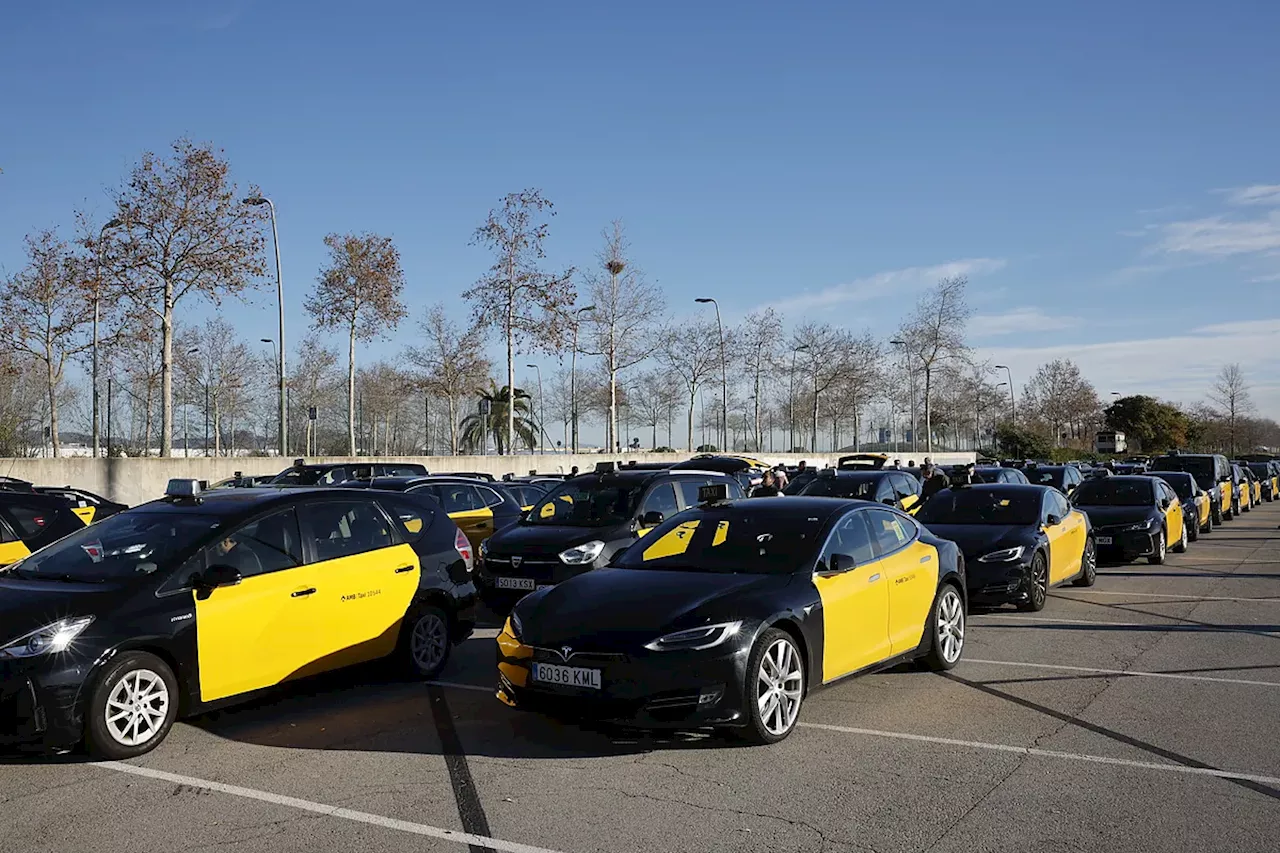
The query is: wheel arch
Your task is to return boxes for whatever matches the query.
[761,615,813,694]
[77,640,192,723]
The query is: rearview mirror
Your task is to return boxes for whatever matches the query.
[199,564,242,590]
[640,511,665,528]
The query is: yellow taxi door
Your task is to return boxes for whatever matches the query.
[294,499,422,675]
[890,472,921,516]
[1041,492,1074,584]
[1220,480,1233,514]
[812,510,891,680]
[865,509,939,655]
[433,484,494,552]
[194,508,321,703]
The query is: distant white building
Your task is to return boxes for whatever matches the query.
[1095,430,1126,454]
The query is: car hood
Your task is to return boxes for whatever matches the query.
[1074,506,1156,528]
[487,522,629,556]
[516,567,786,647]
[919,524,1029,560]
[0,576,126,642]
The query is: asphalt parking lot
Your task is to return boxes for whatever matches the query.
[5,504,1279,853]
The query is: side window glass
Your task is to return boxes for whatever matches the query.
[874,479,895,504]
[0,519,17,543]
[867,509,913,556]
[302,501,394,562]
[817,511,876,571]
[675,479,709,509]
[206,508,303,578]
[640,483,680,518]
[380,497,430,542]
[894,473,918,499]
[318,467,350,485]
[437,485,484,513]
[6,503,54,538]
[477,487,505,509]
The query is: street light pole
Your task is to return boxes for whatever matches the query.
[695,298,728,452]
[569,305,595,453]
[92,218,123,458]
[244,197,286,457]
[526,363,544,455]
[995,364,1016,425]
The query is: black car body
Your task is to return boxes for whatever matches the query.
[798,469,922,515]
[1243,462,1278,501]
[1072,476,1186,563]
[782,468,819,495]
[478,464,744,610]
[1147,453,1232,522]
[336,475,525,554]
[496,496,966,741]
[209,473,277,490]
[970,466,1030,485]
[0,484,476,757]
[1149,471,1213,537]
[1021,465,1084,496]
[32,486,128,524]
[0,492,87,566]
[270,459,429,486]
[917,484,1094,609]
[670,455,765,492]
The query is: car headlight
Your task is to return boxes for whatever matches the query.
[644,621,743,652]
[559,540,605,565]
[977,546,1025,563]
[0,616,94,660]
[1120,521,1153,532]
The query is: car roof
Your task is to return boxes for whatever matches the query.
[942,483,1049,495]
[1148,470,1193,480]
[714,495,865,520]
[134,486,401,519]
[818,469,890,479]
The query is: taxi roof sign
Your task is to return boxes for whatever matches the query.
[165,478,203,498]
[698,483,730,504]
[594,461,620,474]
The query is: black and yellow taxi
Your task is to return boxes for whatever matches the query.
[1150,471,1213,539]
[0,480,476,758]
[496,489,965,743]
[1230,464,1253,514]
[1148,452,1232,523]
[917,484,1095,611]
[478,463,743,612]
[1071,476,1187,564]
[1021,464,1085,497]
[797,468,922,515]
[671,455,767,492]
[338,475,525,554]
[0,491,87,565]
[1238,464,1262,507]
[30,486,127,524]
[1240,461,1278,502]
[269,458,429,486]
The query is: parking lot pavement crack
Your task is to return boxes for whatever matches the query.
[918,752,1030,853]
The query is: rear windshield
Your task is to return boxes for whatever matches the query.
[1073,479,1152,507]
[799,476,877,499]
[1247,463,1271,478]
[526,480,644,527]
[917,490,1040,526]
[612,508,823,574]
[1023,468,1065,488]
[1150,473,1194,500]
[1149,456,1215,489]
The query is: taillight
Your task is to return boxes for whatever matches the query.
[454,527,473,572]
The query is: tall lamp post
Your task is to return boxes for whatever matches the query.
[695,298,727,452]
[526,363,544,455]
[243,197,286,457]
[995,364,1016,425]
[92,218,123,458]
[569,305,595,453]
[788,344,809,453]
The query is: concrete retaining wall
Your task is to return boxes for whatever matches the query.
[0,450,977,507]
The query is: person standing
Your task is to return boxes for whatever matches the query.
[752,470,781,497]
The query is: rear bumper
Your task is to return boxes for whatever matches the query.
[1094,529,1157,560]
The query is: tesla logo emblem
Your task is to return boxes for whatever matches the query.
[560,646,573,661]
[511,556,523,568]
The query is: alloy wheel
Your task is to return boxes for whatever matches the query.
[1030,557,1047,608]
[756,638,804,737]
[936,588,965,663]
[411,612,448,673]
[104,669,170,748]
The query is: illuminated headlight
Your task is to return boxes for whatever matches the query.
[977,546,1025,563]
[1120,521,1153,532]
[644,621,742,652]
[559,540,605,565]
[0,616,94,660]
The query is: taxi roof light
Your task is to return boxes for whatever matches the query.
[698,484,730,504]
[165,478,205,501]
[594,461,620,474]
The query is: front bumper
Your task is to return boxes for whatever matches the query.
[494,628,750,728]
[965,557,1032,605]
[476,554,600,608]
[1093,527,1158,560]
[1,653,95,750]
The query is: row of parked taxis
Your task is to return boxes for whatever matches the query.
[0,450,1268,757]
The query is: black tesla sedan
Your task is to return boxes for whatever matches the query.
[496,495,966,744]
[1071,476,1187,564]
[917,484,1095,611]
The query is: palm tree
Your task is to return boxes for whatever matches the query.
[458,382,537,455]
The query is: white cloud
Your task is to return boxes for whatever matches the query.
[1152,211,1280,256]
[969,307,1082,338]
[766,258,1007,316]
[1220,184,1280,206]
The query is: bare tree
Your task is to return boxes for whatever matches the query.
[289,335,340,456]
[0,230,95,455]
[306,232,407,455]
[405,304,490,454]
[791,323,856,453]
[1020,359,1099,447]
[578,221,664,451]
[465,189,576,457]
[106,138,268,456]
[1208,363,1253,456]
[656,321,721,451]
[895,275,970,452]
[735,307,781,452]
[631,370,682,451]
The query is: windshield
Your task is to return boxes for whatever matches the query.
[612,508,821,574]
[799,476,876,499]
[1073,480,1153,507]
[917,490,1040,526]
[1151,473,1193,499]
[1,511,220,582]
[1247,464,1272,478]
[1023,468,1064,488]
[525,480,644,527]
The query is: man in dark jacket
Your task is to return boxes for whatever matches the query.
[921,464,949,502]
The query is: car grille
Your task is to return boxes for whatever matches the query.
[529,647,628,664]
[484,555,562,579]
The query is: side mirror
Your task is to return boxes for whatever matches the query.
[199,564,242,590]
[640,511,665,528]
[1160,498,1171,510]
[1045,514,1061,526]
[819,553,856,576]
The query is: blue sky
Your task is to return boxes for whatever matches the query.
[3,0,1279,420]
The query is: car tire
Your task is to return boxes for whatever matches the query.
[1148,529,1167,565]
[1188,514,1199,542]
[399,604,452,680]
[738,628,805,745]
[1214,500,1225,524]
[84,651,179,760]
[921,584,966,671]
[1072,538,1097,586]
[1172,520,1189,553]
[1018,552,1049,612]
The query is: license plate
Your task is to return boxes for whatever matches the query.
[1096,536,1113,545]
[495,576,535,591]
[532,662,601,690]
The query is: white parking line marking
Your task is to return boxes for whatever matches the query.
[971,613,1280,635]
[963,658,1280,688]
[430,680,492,693]
[1056,590,1280,603]
[94,761,567,853]
[796,723,1280,786]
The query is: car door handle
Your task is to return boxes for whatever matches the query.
[868,573,882,583]
[394,565,414,574]
[291,588,317,598]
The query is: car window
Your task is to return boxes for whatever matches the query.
[1046,491,1070,521]
[675,478,710,508]
[380,464,427,477]
[640,482,680,518]
[476,486,506,509]
[866,509,913,556]
[817,511,876,571]
[434,484,485,513]
[379,496,431,542]
[874,479,896,504]
[301,500,395,562]
[190,508,303,579]
[5,502,58,538]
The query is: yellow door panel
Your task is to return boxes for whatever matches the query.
[72,506,96,525]
[1043,521,1071,584]
[882,541,939,655]
[450,507,494,552]
[302,543,421,675]
[0,541,31,565]
[1220,482,1231,510]
[814,566,890,681]
[195,565,320,703]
